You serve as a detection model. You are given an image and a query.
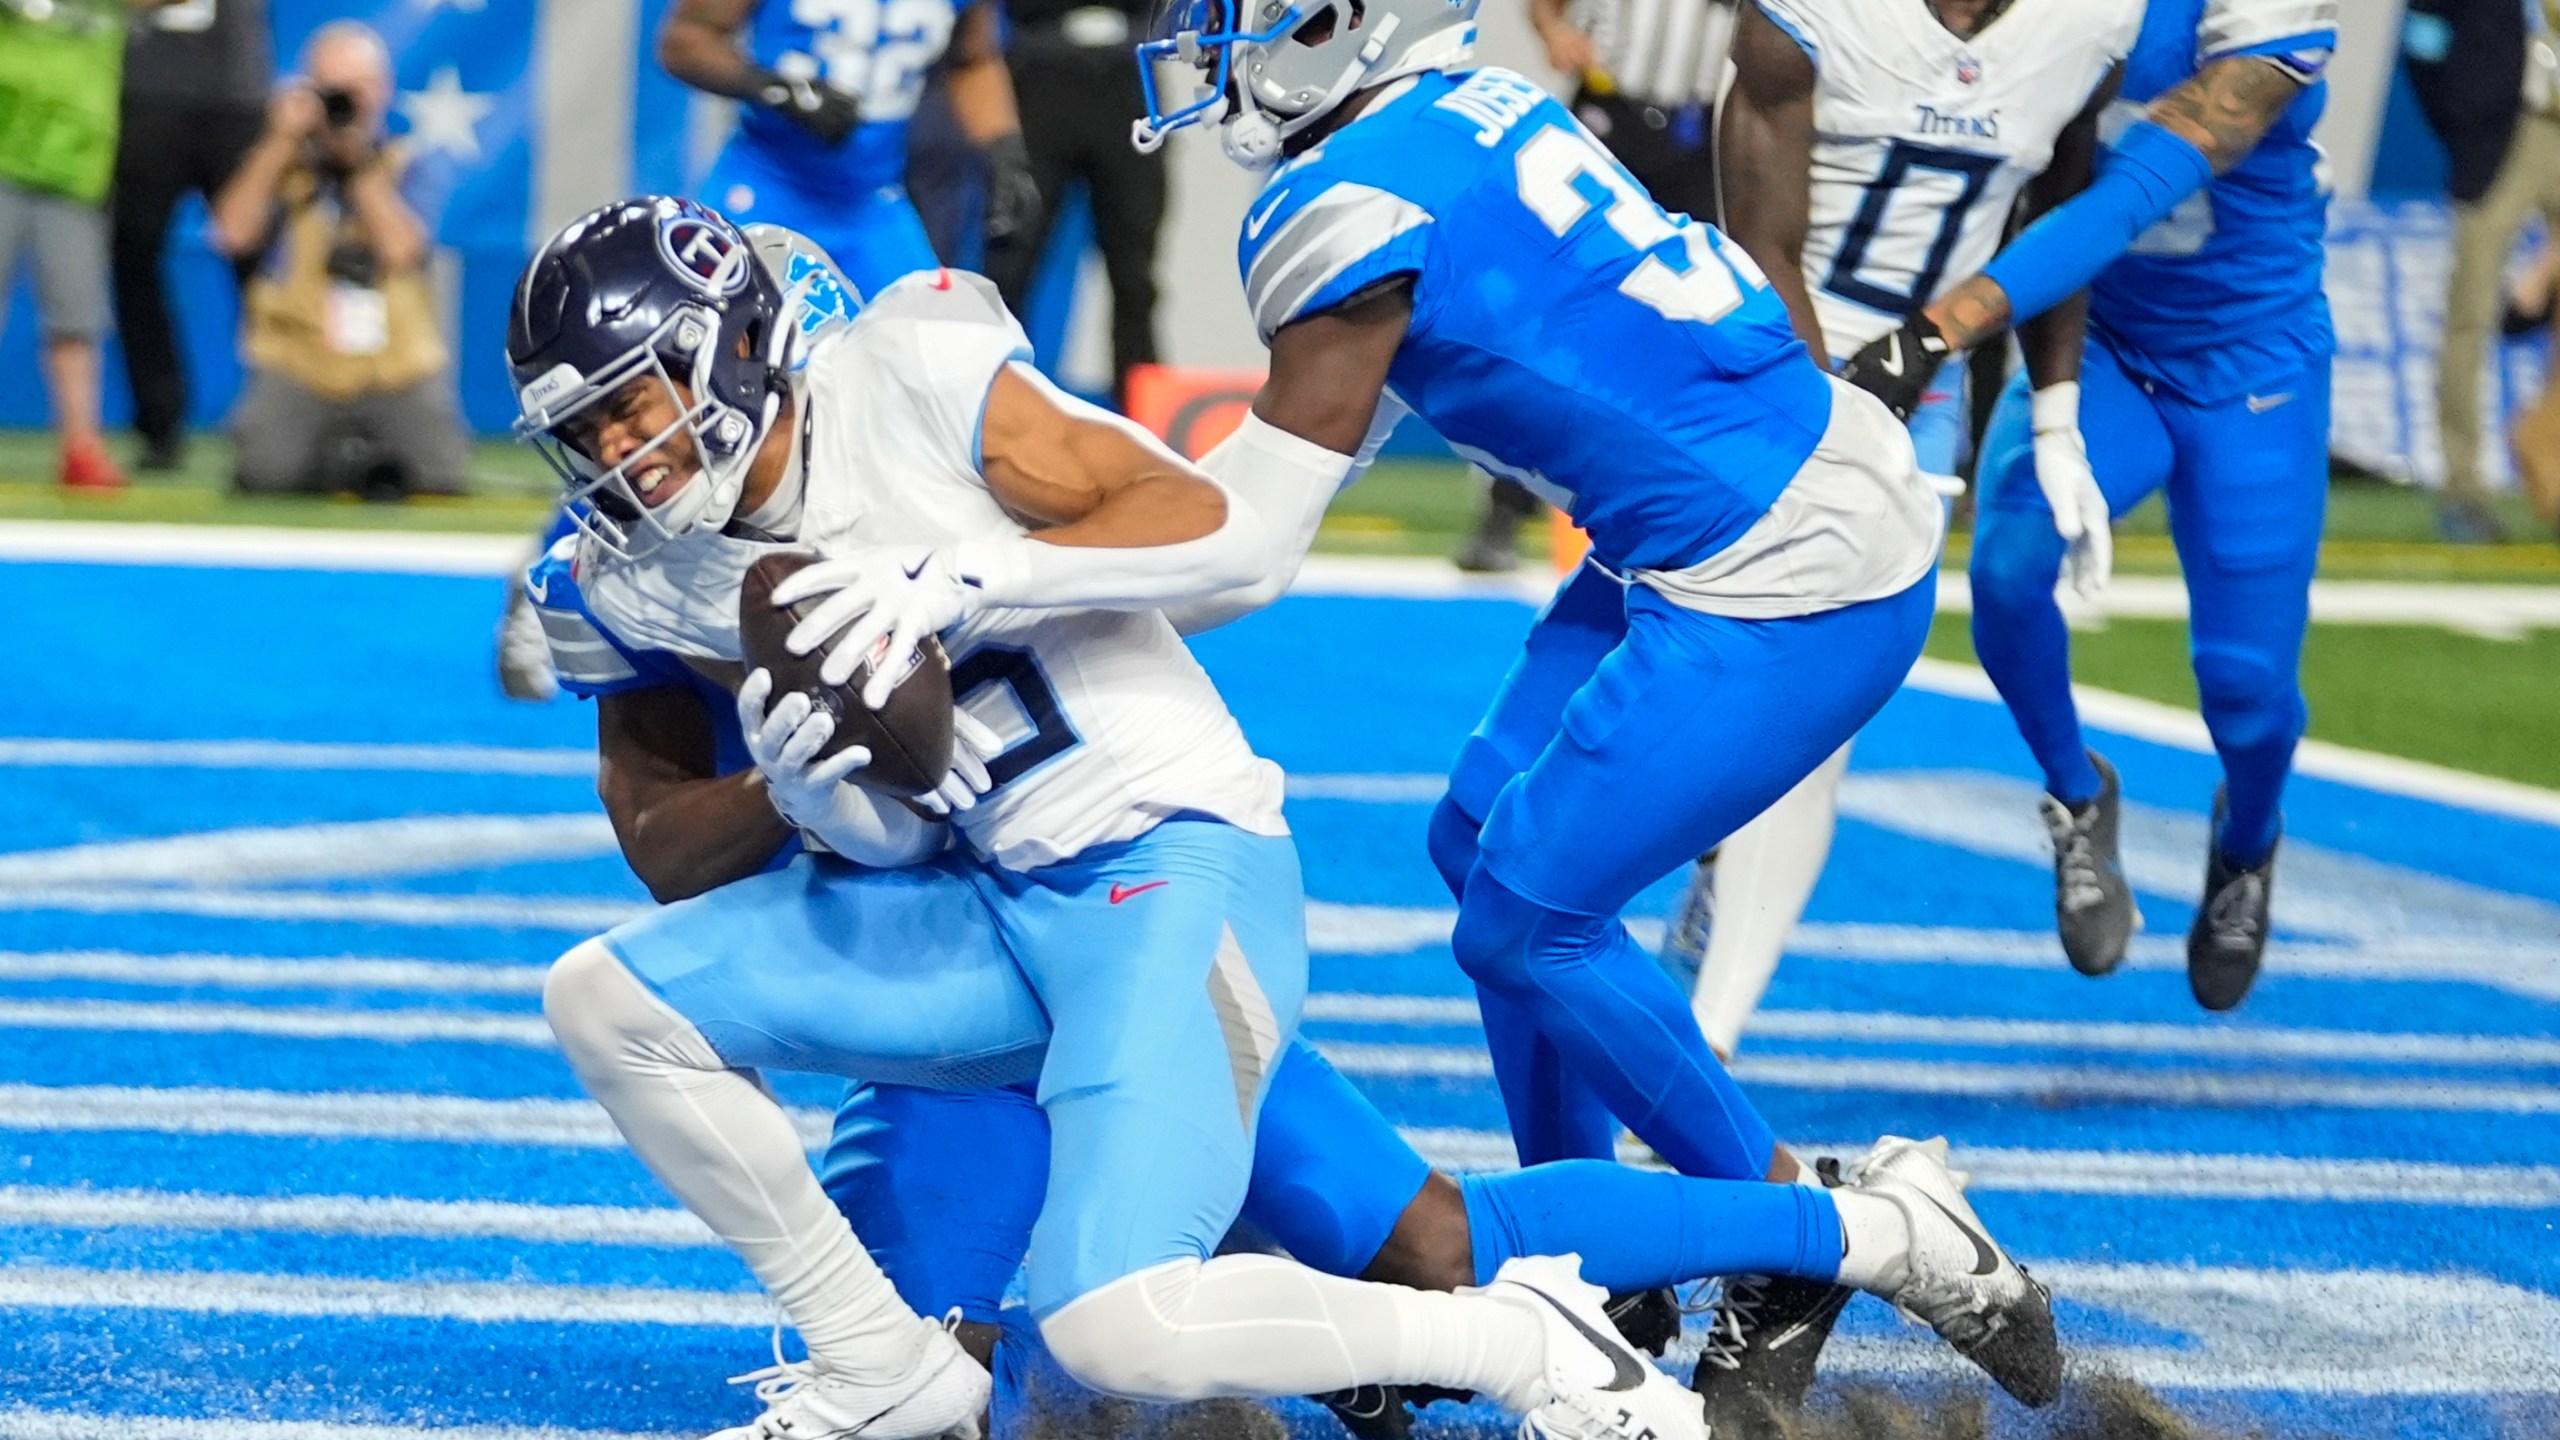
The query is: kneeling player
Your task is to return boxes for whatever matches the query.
[518,204,2061,1438]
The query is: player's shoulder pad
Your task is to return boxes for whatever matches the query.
[526,535,645,694]
[2197,0,2336,75]
[1239,146,1435,341]
[1752,0,1827,63]
[842,268,1033,365]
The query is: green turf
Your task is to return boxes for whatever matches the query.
[1922,613,2560,790]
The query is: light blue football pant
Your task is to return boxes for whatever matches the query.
[603,818,1309,1317]
[1970,329,2329,866]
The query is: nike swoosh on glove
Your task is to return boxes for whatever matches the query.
[2028,382,2112,599]
[776,547,987,706]
[752,70,861,147]
[1839,315,1955,423]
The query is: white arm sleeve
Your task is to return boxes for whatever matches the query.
[947,365,1277,613]
[1161,410,1372,635]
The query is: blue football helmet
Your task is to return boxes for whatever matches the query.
[507,197,790,559]
[1132,0,1480,166]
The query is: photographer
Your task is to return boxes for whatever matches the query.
[210,20,466,498]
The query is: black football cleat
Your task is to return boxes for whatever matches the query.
[1606,1286,1684,1357]
[2039,751,2140,977]
[1688,1273,1854,1439]
[2188,790,2277,1012]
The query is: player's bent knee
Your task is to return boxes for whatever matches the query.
[2191,647,2301,749]
[1037,1262,1222,1403]
[542,938,709,1081]
[1969,509,2068,610]
[1449,871,1541,988]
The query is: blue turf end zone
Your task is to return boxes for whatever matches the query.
[1,558,2555,1440]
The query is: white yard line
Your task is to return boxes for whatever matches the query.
[0,1413,688,1440]
[0,739,595,775]
[0,950,550,994]
[0,1186,715,1247]
[18,994,2556,1076]
[7,1089,2556,1207]
[0,1264,767,1328]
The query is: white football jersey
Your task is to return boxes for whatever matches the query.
[1763,0,2144,359]
[579,269,1287,871]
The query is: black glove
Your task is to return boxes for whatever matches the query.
[752,69,862,147]
[981,133,1043,247]
[1837,313,1956,423]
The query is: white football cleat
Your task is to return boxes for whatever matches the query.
[1482,1254,1709,1440]
[1852,1135,2063,1407]
[707,1321,989,1440]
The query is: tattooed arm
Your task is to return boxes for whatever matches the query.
[1923,54,2308,349]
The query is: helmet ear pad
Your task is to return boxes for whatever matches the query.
[1222,108,1284,167]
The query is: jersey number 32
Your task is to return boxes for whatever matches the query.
[1513,124,1769,326]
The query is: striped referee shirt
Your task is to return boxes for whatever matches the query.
[1568,0,1737,109]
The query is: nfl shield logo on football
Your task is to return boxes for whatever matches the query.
[1954,53,1982,84]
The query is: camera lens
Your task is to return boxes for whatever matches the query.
[318,88,358,127]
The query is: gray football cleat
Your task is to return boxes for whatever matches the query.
[2187,789,2277,1012]
[2039,751,2139,976]
[1852,1136,2062,1408]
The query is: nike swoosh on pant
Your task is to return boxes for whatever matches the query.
[1525,1288,1649,1393]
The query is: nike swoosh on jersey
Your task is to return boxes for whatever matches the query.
[2245,392,2295,413]
[1524,1287,1648,1392]
[1921,1193,2002,1277]
[1246,191,1290,241]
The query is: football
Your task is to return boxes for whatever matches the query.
[737,550,956,798]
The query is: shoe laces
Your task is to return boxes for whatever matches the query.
[2041,799,2108,913]
[1693,1275,1774,1373]
[726,1326,824,1422]
[2205,869,2268,947]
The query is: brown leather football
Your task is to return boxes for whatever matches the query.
[738,550,955,798]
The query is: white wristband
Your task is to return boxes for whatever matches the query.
[2029,381,2081,435]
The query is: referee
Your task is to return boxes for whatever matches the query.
[1455,0,1737,571]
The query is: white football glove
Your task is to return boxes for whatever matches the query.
[2029,382,2113,600]
[736,668,942,867]
[776,547,986,705]
[915,708,1006,817]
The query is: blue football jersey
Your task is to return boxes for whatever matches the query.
[1236,68,1836,574]
[2090,0,2337,398]
[733,0,966,197]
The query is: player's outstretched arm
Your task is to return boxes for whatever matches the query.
[596,684,798,903]
[2009,71,2123,598]
[1924,54,2309,349]
[779,364,1277,694]
[1158,282,1414,634]
[1714,1,1828,356]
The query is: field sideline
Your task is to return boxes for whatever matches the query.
[0,529,2556,1439]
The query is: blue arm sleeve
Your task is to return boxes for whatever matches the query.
[1979,119,2216,326]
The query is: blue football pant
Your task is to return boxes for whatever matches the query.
[821,1043,1845,1324]
[1970,330,2328,865]
[699,137,942,297]
[1435,568,1935,1178]
[605,820,1308,1318]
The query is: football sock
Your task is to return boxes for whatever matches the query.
[545,941,929,1382]
[1453,864,1778,1181]
[1039,1255,1545,1409]
[1458,1161,1845,1291]
[1829,1188,1912,1293]
[1969,503,2104,805]
[1693,743,1850,1056]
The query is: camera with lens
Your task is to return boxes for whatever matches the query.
[316,87,359,130]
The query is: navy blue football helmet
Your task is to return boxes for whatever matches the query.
[508,197,789,558]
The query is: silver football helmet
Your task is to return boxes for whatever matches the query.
[1132,0,1482,166]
